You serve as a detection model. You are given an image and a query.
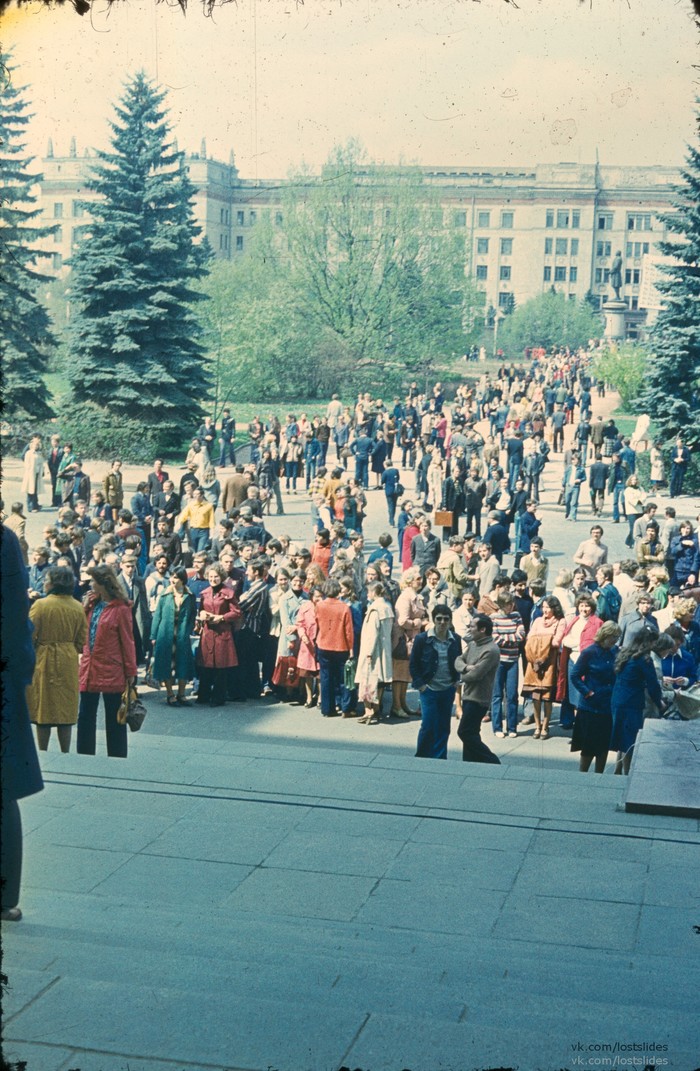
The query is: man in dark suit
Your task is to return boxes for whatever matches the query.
[46,434,63,507]
[410,518,442,575]
[147,459,169,500]
[152,480,180,525]
[117,555,152,668]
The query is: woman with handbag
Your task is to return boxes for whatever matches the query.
[274,571,306,702]
[391,567,429,717]
[150,567,197,706]
[521,595,567,740]
[356,584,394,724]
[77,565,137,759]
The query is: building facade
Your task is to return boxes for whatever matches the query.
[37,140,677,337]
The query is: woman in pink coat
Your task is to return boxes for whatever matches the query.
[294,587,322,707]
[196,564,242,706]
[77,565,137,758]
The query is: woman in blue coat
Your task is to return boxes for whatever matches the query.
[610,631,667,775]
[570,621,620,774]
[668,521,700,587]
[150,568,197,705]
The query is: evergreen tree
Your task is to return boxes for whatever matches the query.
[637,112,700,448]
[68,72,210,447]
[0,58,56,422]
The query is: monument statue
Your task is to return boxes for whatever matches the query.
[610,251,623,300]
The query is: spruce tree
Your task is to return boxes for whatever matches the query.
[68,72,210,447]
[0,59,56,422]
[637,110,700,448]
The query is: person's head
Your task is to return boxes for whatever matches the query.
[44,565,75,597]
[111,458,122,472]
[679,520,693,537]
[120,556,138,578]
[673,597,697,626]
[494,572,511,593]
[590,525,604,542]
[157,517,171,534]
[377,558,392,579]
[419,518,432,536]
[471,612,494,638]
[367,582,385,603]
[378,532,393,549]
[193,551,209,574]
[529,537,544,555]
[365,563,380,585]
[575,593,596,617]
[239,543,255,564]
[633,570,650,592]
[663,623,686,654]
[207,563,226,589]
[322,578,341,599]
[594,621,621,649]
[461,587,477,610]
[154,553,170,575]
[496,591,515,613]
[555,568,573,590]
[401,566,423,592]
[170,566,189,591]
[290,570,306,594]
[431,604,452,633]
[32,545,50,566]
[636,591,654,616]
[542,595,565,620]
[87,564,125,602]
[478,542,492,560]
[596,564,614,586]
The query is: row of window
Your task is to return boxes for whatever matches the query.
[544,237,579,256]
[53,201,84,219]
[543,266,578,283]
[545,209,581,229]
[597,212,653,231]
[475,237,514,254]
[597,240,651,259]
[476,265,514,281]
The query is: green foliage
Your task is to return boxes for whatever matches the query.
[636,108,700,449]
[66,71,211,447]
[593,343,649,409]
[498,290,603,358]
[200,141,481,399]
[56,399,162,464]
[0,55,56,422]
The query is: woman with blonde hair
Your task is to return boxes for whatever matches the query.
[391,567,428,717]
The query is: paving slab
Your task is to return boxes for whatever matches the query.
[625,720,700,817]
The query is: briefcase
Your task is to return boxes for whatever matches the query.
[434,510,453,527]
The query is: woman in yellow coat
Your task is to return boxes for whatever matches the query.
[26,565,87,753]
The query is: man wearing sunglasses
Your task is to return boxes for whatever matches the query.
[410,605,461,760]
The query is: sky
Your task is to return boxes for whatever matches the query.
[3,0,699,179]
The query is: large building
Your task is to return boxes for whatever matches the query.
[37,138,677,337]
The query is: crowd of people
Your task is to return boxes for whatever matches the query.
[4,349,700,787]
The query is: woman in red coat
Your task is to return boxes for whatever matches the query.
[196,564,242,706]
[77,565,137,758]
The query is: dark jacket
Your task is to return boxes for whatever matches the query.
[1,526,43,802]
[410,532,442,573]
[571,642,617,714]
[409,629,461,690]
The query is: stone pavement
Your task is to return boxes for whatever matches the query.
[3,722,700,1071]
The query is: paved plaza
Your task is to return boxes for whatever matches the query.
[3,398,700,1071]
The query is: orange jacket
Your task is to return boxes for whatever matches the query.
[315,598,353,653]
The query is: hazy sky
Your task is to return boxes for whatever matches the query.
[4,0,698,178]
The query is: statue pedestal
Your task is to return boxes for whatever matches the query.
[603,300,627,342]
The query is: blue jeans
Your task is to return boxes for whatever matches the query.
[285,462,299,490]
[318,649,347,715]
[612,483,626,522]
[355,458,369,488]
[188,527,210,553]
[218,441,236,467]
[491,660,519,733]
[416,686,455,759]
[564,485,580,520]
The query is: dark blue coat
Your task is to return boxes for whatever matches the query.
[410,630,461,690]
[1,526,43,802]
[571,643,617,714]
[610,655,662,753]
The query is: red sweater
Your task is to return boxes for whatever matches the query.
[315,598,353,653]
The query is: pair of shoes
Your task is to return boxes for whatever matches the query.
[1,907,22,921]
[508,731,518,738]
[357,714,372,724]
[533,729,541,739]
[303,700,315,708]
[175,696,188,705]
[481,714,490,723]
[494,730,505,738]
[166,696,177,706]
[261,686,274,696]
[541,730,550,739]
[342,710,359,718]
[392,709,410,718]
[402,707,419,717]
[367,715,380,725]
